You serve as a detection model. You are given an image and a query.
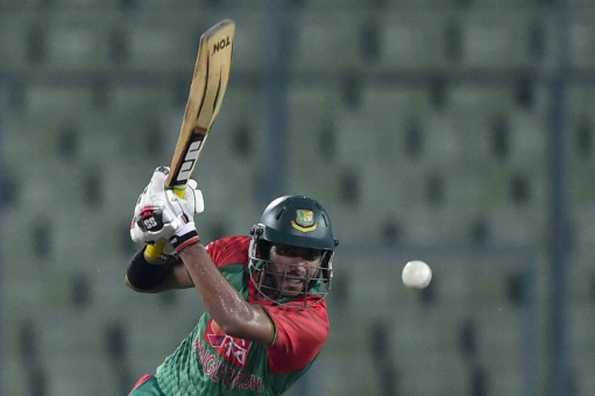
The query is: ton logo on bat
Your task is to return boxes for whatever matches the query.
[213,37,231,53]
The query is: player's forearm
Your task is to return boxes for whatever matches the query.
[179,244,265,337]
[179,244,252,326]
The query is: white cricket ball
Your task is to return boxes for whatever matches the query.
[402,260,432,289]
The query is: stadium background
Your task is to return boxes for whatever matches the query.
[0,0,593,395]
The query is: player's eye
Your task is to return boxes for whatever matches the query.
[274,244,322,261]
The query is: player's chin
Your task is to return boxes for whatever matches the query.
[281,281,304,296]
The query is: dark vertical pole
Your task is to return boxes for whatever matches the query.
[0,99,4,396]
[522,257,538,396]
[547,1,570,395]
[261,0,290,203]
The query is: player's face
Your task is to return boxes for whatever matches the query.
[269,244,323,296]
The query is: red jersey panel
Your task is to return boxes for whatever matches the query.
[263,301,329,374]
[206,235,250,269]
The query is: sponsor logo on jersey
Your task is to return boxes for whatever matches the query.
[195,330,263,393]
[204,320,252,368]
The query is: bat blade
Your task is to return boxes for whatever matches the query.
[165,19,235,196]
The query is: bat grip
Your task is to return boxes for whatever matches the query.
[172,186,186,199]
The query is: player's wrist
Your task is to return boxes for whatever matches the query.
[170,222,200,253]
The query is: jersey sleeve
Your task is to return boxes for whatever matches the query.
[263,301,329,374]
[205,235,250,269]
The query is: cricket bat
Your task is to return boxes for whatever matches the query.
[165,19,235,197]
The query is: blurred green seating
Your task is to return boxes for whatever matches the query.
[375,12,450,71]
[400,206,471,245]
[44,14,113,72]
[5,360,28,396]
[45,354,119,395]
[571,305,595,395]
[189,85,266,161]
[122,16,197,71]
[568,247,595,301]
[313,354,381,396]
[106,83,177,117]
[0,13,36,69]
[477,310,524,361]
[125,303,200,366]
[324,204,388,245]
[0,157,89,212]
[43,0,119,7]
[570,15,595,68]
[508,110,547,168]
[227,13,266,75]
[399,355,468,395]
[488,205,544,245]
[285,85,342,205]
[361,83,433,126]
[567,83,594,121]
[461,14,535,69]
[101,159,154,215]
[290,12,363,74]
[24,82,96,117]
[288,84,340,131]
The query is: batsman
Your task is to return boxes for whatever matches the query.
[126,167,339,395]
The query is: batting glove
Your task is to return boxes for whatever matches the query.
[130,167,204,253]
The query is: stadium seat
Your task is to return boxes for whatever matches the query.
[0,157,88,215]
[570,16,595,68]
[508,110,547,167]
[107,83,176,116]
[290,12,363,73]
[288,84,340,131]
[572,304,595,395]
[361,82,433,122]
[314,354,381,396]
[399,356,468,395]
[24,82,96,116]
[44,15,112,71]
[46,354,119,395]
[228,13,266,74]
[375,12,450,71]
[461,14,534,69]
[488,205,544,245]
[47,0,119,7]
[568,247,595,301]
[5,359,29,396]
[126,302,200,368]
[0,13,36,69]
[122,16,197,71]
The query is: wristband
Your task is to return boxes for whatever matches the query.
[170,230,200,254]
[127,247,174,291]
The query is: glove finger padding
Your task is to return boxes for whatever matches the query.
[186,179,205,214]
[147,167,169,194]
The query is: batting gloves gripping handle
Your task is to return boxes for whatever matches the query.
[130,167,204,254]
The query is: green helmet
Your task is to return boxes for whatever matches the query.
[248,195,338,305]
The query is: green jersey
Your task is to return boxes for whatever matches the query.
[130,236,329,396]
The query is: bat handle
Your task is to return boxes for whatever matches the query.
[172,186,186,199]
[145,240,167,262]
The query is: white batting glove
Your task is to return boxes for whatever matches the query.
[130,167,204,252]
